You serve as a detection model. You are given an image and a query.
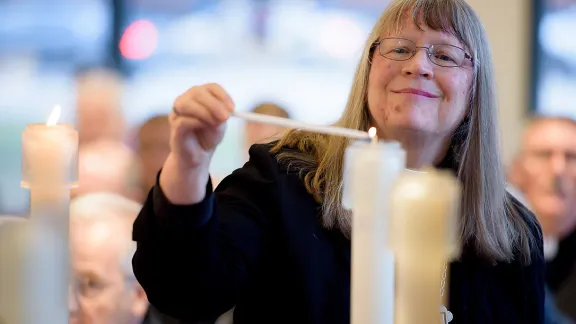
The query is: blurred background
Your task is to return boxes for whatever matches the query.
[1,0,576,323]
[0,0,391,214]
[0,0,574,214]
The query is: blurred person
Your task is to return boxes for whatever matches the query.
[136,115,171,197]
[509,117,576,261]
[243,102,290,147]
[239,102,290,165]
[132,0,545,323]
[69,193,148,324]
[70,192,185,324]
[74,140,140,201]
[509,116,576,321]
[75,68,126,146]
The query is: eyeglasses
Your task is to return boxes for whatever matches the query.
[373,38,473,68]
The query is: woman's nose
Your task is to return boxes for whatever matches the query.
[401,49,434,79]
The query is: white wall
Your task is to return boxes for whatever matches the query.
[466,0,532,165]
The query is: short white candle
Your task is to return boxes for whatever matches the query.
[389,169,460,324]
[21,105,78,188]
[0,105,78,324]
[344,139,405,324]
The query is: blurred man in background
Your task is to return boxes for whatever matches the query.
[73,67,142,201]
[135,115,171,198]
[69,192,185,324]
[243,102,290,148]
[73,140,140,201]
[509,116,576,322]
[240,102,290,165]
[69,193,149,324]
[75,68,127,146]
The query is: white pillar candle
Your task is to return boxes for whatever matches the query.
[21,106,78,188]
[389,169,460,324]
[0,106,78,324]
[344,139,405,324]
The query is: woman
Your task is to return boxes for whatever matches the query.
[132,0,545,323]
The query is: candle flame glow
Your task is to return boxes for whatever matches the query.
[46,105,61,126]
[368,127,377,144]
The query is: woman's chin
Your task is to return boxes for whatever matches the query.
[384,117,437,134]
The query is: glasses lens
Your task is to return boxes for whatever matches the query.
[429,45,465,67]
[379,38,415,61]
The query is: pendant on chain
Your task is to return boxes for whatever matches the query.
[440,305,453,323]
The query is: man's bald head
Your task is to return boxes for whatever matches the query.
[522,117,576,145]
[75,68,125,145]
[244,103,291,147]
[510,117,576,238]
[69,192,148,324]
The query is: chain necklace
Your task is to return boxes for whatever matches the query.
[440,262,454,323]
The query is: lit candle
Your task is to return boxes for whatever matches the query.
[389,169,460,324]
[21,105,78,187]
[0,106,78,324]
[343,137,405,324]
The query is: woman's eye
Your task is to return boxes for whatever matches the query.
[391,47,410,54]
[435,54,456,62]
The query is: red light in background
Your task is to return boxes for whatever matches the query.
[119,20,159,60]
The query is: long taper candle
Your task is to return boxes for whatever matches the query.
[232,111,371,140]
[0,216,28,324]
[0,105,78,324]
[344,138,405,324]
[389,169,460,324]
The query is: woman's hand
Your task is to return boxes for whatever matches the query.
[160,83,234,204]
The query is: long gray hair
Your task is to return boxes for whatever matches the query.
[272,0,538,264]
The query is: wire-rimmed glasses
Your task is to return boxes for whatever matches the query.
[373,38,473,68]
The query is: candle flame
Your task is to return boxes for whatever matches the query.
[46,105,61,126]
[368,127,377,144]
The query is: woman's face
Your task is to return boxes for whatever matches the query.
[367,19,474,139]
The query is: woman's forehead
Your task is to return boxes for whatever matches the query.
[381,19,464,48]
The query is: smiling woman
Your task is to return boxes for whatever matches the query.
[131,0,545,323]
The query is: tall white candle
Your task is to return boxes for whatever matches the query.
[0,105,78,324]
[344,139,405,324]
[0,216,27,324]
[389,169,460,324]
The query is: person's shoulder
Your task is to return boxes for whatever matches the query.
[247,141,278,157]
[507,192,545,264]
[246,140,300,168]
[225,142,284,184]
[246,142,280,170]
[247,140,292,156]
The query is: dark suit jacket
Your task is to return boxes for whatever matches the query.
[132,144,545,324]
[143,305,217,324]
[547,230,576,321]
